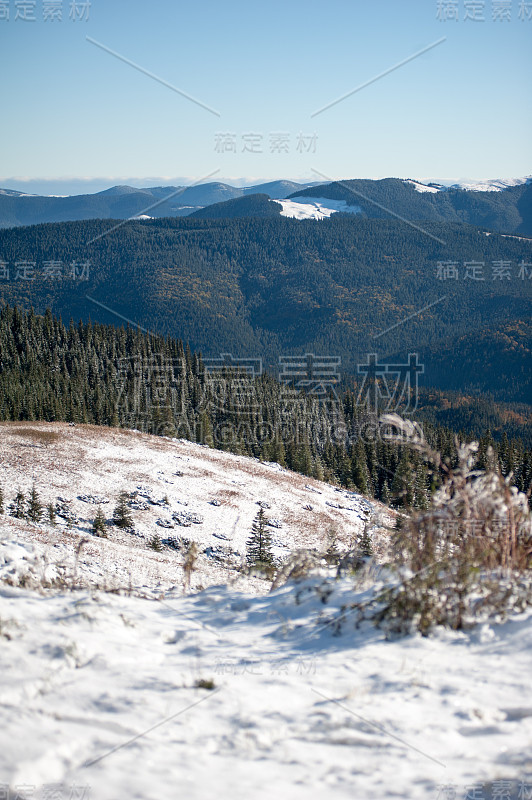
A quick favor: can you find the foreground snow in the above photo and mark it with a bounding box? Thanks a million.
[1,423,530,799]
[0,575,531,799]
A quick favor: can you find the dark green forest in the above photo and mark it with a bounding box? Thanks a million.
[292,178,532,236]
[1,305,530,510]
[0,216,530,399]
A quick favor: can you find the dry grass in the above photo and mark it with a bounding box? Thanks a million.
[376,415,532,633]
[4,427,61,446]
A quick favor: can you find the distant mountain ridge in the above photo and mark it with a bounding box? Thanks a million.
[0,176,530,233]
[0,180,317,229]
[288,178,532,236]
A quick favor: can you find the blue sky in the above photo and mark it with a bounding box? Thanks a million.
[1,0,531,193]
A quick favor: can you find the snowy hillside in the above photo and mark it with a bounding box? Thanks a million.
[1,422,531,800]
[0,422,391,595]
[403,179,441,193]
[277,198,362,220]
[448,176,532,192]
[403,176,532,193]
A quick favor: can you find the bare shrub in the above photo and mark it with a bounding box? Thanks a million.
[376,415,532,634]
[183,541,199,591]
[270,549,323,590]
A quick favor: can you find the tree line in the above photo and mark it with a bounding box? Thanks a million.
[1,305,530,509]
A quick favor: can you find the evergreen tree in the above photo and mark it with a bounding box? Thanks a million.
[92,505,108,537]
[148,534,163,552]
[197,411,214,447]
[391,452,415,508]
[0,487,3,515]
[10,490,26,519]
[414,464,429,510]
[358,524,373,558]
[246,508,274,569]
[273,435,286,467]
[380,479,391,504]
[351,441,369,495]
[47,502,56,526]
[113,491,133,529]
[27,484,43,523]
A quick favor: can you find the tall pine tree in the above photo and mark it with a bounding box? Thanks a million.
[246,508,273,569]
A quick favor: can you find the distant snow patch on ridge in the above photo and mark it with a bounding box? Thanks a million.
[277,198,362,220]
[403,176,532,193]
[403,179,441,194]
[449,176,532,192]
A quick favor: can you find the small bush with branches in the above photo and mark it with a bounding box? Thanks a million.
[375,415,532,635]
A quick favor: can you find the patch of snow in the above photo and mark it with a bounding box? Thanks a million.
[449,176,532,192]
[403,179,441,194]
[277,198,362,220]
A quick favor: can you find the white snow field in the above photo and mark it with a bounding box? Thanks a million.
[403,180,441,194]
[0,423,531,800]
[0,422,390,594]
[404,176,532,193]
[277,198,362,220]
[448,176,532,192]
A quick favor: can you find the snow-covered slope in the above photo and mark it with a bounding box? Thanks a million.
[0,422,390,595]
[403,179,441,193]
[1,571,531,798]
[403,176,532,193]
[277,198,362,220]
[448,176,532,192]
[1,422,531,799]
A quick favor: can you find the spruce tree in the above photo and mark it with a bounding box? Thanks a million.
[380,480,391,505]
[358,524,373,558]
[414,465,429,510]
[113,491,133,529]
[10,490,26,519]
[148,534,163,552]
[391,452,415,508]
[27,484,43,523]
[47,502,56,526]
[92,505,108,537]
[351,440,369,494]
[198,411,214,447]
[0,487,3,515]
[246,508,273,569]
